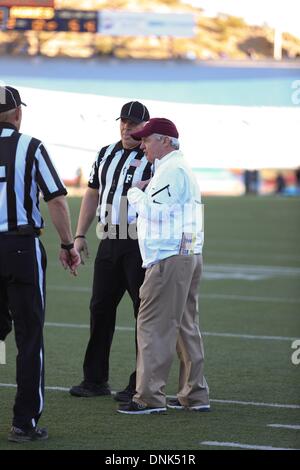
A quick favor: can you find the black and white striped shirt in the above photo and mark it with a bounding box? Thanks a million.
[0,123,67,232]
[88,141,152,225]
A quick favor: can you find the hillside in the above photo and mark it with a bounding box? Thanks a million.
[1,0,300,59]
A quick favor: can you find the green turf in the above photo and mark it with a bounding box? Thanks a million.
[0,195,299,450]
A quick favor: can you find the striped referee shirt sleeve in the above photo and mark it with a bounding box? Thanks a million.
[88,159,100,189]
[88,147,107,190]
[35,143,67,202]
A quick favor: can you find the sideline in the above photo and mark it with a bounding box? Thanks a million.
[0,383,299,410]
[44,322,297,342]
[200,441,299,450]
[267,424,300,430]
[47,285,300,304]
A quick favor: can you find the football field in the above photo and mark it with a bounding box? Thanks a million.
[0,195,299,450]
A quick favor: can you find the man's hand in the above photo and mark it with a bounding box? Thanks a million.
[60,247,81,276]
[132,179,150,191]
[74,237,89,265]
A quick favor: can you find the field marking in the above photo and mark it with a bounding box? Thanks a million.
[267,424,300,430]
[48,263,300,281]
[204,264,300,281]
[205,264,300,276]
[202,293,300,304]
[211,399,300,410]
[202,332,297,342]
[208,239,298,249]
[48,262,300,275]
[48,285,91,293]
[47,285,300,304]
[205,251,300,262]
[46,322,89,329]
[44,322,297,342]
[0,383,299,410]
[200,441,298,450]
[45,322,133,332]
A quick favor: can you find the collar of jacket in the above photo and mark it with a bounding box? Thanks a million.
[154,150,183,172]
[0,122,18,131]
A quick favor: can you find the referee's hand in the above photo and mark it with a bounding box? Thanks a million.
[74,238,89,265]
[60,247,81,276]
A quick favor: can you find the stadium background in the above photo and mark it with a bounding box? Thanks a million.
[0,0,299,451]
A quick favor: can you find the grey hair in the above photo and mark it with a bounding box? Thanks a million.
[154,133,180,149]
[169,137,180,149]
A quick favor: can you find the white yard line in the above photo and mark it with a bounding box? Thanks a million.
[202,332,296,341]
[44,322,297,342]
[48,285,91,293]
[48,260,300,270]
[204,265,300,275]
[203,264,300,281]
[202,293,300,304]
[0,383,299,410]
[46,322,89,329]
[0,383,68,392]
[47,285,300,304]
[211,399,300,410]
[267,424,300,430]
[205,252,300,262]
[45,322,133,331]
[200,441,298,450]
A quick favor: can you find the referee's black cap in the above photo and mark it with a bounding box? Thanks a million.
[0,85,27,112]
[116,101,150,124]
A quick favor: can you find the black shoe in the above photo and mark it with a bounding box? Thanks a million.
[8,426,48,443]
[117,400,166,415]
[69,381,111,397]
[167,398,210,412]
[114,385,136,402]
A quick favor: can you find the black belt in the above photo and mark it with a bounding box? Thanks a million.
[0,225,42,236]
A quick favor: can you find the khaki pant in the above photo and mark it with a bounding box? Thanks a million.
[134,254,209,408]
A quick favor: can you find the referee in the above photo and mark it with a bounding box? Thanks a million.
[0,85,80,442]
[70,101,151,402]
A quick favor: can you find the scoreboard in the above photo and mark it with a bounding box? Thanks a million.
[0,7,98,32]
[0,1,54,6]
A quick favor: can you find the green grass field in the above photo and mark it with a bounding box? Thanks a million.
[0,195,299,450]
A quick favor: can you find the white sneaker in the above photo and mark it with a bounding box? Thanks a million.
[167,399,210,412]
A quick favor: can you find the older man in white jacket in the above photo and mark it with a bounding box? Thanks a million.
[117,118,210,415]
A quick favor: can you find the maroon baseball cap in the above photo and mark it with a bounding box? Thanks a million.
[131,118,179,141]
